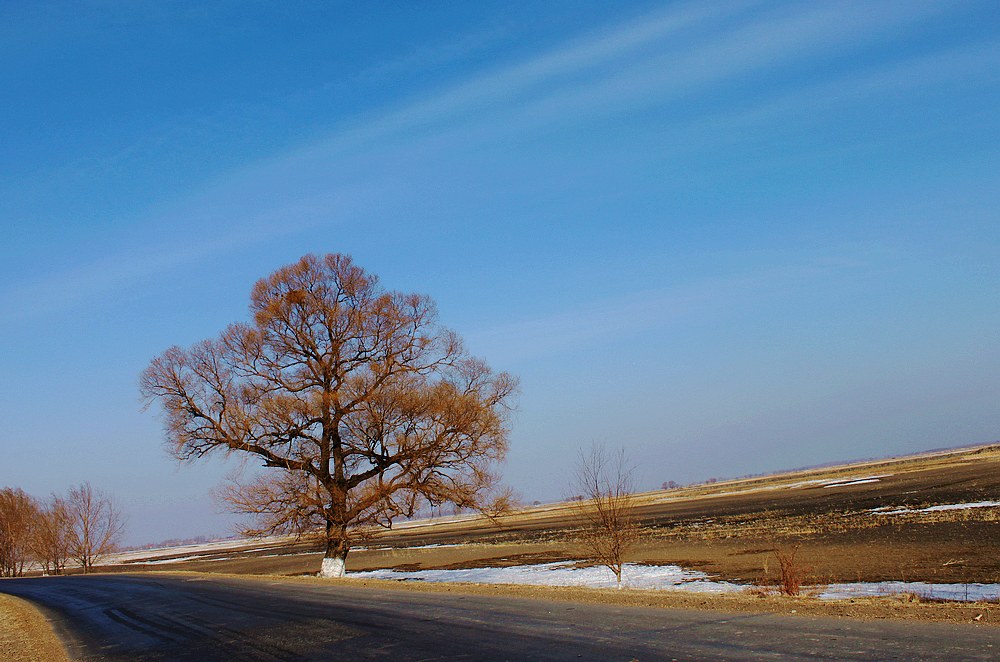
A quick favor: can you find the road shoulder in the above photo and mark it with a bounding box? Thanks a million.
[0,592,70,662]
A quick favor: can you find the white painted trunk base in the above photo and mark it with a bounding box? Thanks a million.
[319,556,346,578]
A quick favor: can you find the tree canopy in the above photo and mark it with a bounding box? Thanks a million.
[141,253,517,576]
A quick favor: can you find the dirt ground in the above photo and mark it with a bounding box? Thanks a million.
[112,444,1000,589]
[0,593,68,662]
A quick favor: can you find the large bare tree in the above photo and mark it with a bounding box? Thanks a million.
[572,445,641,588]
[141,253,517,577]
[65,482,124,573]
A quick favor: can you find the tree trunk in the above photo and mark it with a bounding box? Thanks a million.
[318,521,349,578]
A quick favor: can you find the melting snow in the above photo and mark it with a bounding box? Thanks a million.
[394,513,481,529]
[349,562,1000,603]
[821,582,1000,602]
[821,475,889,488]
[127,554,220,565]
[106,534,296,564]
[823,479,879,488]
[869,501,1000,515]
[349,561,743,592]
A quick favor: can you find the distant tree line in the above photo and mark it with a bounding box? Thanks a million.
[0,482,124,577]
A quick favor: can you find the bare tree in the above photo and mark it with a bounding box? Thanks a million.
[141,253,517,577]
[65,482,124,573]
[573,445,641,588]
[31,496,73,575]
[479,485,519,524]
[0,488,39,577]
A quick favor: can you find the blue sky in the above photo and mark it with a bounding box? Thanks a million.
[2,1,999,545]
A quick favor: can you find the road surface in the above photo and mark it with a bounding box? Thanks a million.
[2,574,998,660]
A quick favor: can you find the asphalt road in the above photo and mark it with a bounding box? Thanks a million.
[3,574,999,661]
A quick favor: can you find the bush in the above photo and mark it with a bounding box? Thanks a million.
[773,545,810,596]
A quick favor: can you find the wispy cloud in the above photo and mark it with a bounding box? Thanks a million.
[2,1,981,321]
[288,1,953,153]
[204,0,978,208]
[688,38,1000,138]
[467,255,866,364]
[494,2,953,129]
[220,0,973,202]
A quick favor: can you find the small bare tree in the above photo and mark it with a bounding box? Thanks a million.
[31,496,73,575]
[0,488,39,577]
[141,253,517,577]
[478,485,519,526]
[573,445,641,588]
[65,482,124,573]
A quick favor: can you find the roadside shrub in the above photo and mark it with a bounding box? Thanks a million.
[773,545,810,596]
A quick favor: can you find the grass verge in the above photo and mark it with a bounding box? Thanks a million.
[0,593,69,662]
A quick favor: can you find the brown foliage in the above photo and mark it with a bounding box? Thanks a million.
[573,446,641,587]
[773,545,810,596]
[141,254,517,576]
[31,497,73,575]
[0,488,39,577]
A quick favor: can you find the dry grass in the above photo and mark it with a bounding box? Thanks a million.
[0,593,68,662]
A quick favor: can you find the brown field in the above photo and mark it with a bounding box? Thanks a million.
[0,593,68,662]
[105,444,1000,589]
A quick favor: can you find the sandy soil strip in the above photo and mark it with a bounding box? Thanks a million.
[0,593,69,662]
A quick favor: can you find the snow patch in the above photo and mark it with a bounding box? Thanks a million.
[821,475,889,488]
[349,562,743,592]
[349,561,1000,603]
[106,534,296,565]
[126,554,219,565]
[820,582,1000,602]
[393,513,481,529]
[823,478,879,488]
[869,501,1000,515]
[708,474,893,498]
